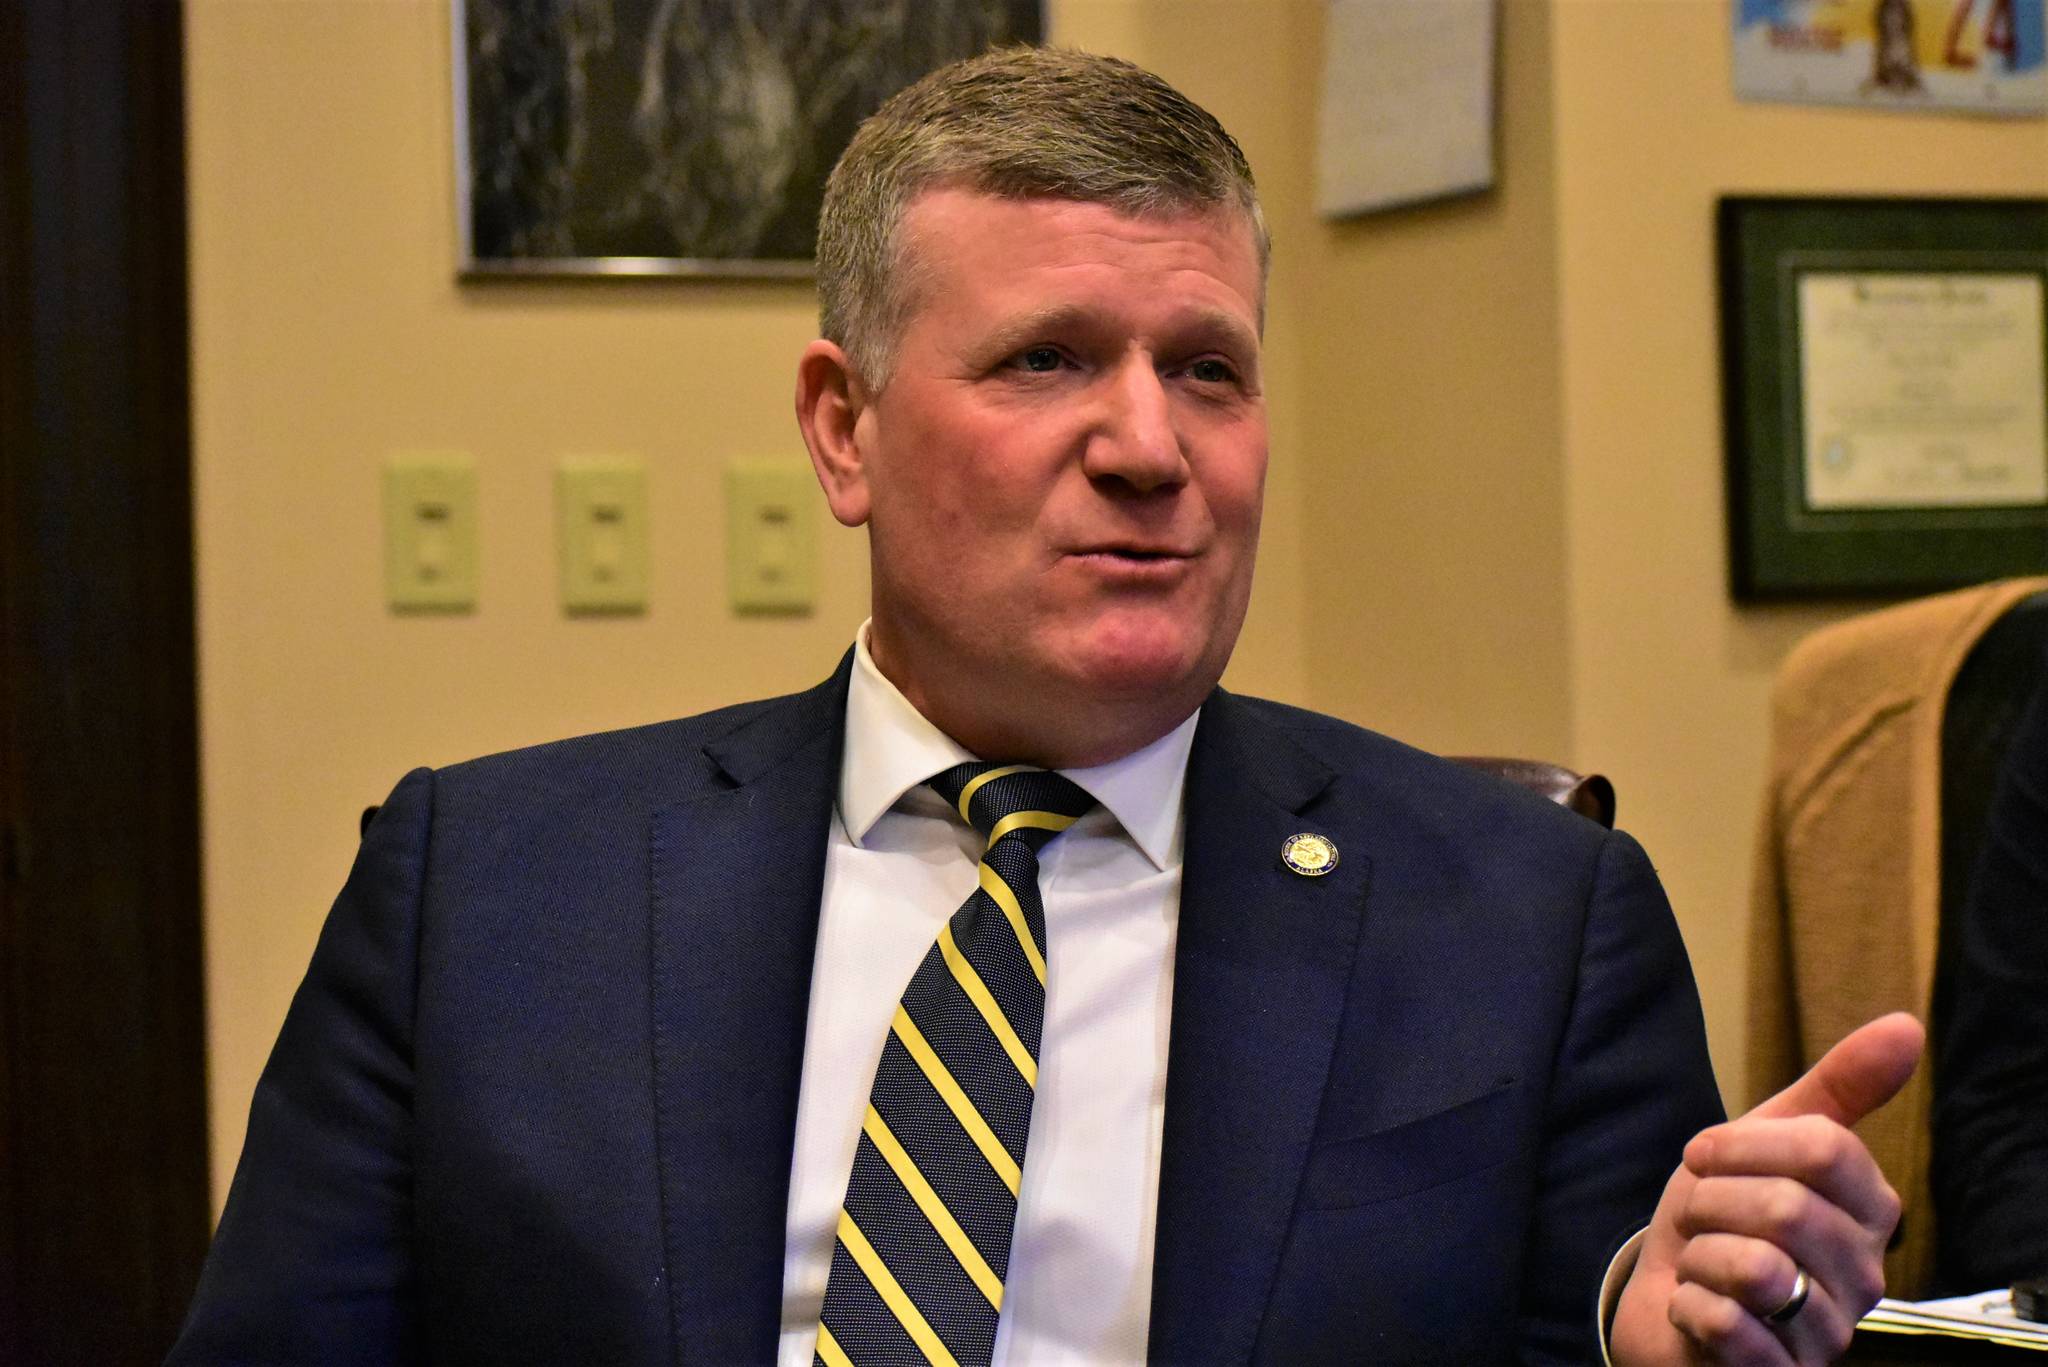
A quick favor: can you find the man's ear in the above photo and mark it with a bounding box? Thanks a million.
[795,339,873,528]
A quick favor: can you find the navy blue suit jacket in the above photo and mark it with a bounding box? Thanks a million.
[170,662,1722,1364]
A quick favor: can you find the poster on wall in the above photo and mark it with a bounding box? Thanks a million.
[456,0,1043,278]
[1732,0,2046,115]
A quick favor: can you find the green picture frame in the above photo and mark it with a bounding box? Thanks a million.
[1718,196,2048,600]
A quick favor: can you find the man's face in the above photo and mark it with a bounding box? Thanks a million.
[832,189,1267,762]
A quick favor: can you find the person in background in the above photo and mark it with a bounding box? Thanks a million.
[1934,655,2048,1292]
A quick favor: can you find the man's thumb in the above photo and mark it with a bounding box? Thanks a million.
[1748,1011,1926,1127]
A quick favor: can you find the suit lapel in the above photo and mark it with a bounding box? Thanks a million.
[648,660,850,1364]
[1149,691,1374,1365]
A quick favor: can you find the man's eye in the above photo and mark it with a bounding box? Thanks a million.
[1015,347,1064,372]
[1187,358,1237,383]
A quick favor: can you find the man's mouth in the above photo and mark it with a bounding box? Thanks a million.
[1072,545,1193,561]
[1065,546,1198,579]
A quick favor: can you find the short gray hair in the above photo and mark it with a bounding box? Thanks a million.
[815,46,1269,390]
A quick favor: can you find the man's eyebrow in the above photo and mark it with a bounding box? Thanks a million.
[1175,306,1262,359]
[976,303,1098,356]
[976,303,1261,360]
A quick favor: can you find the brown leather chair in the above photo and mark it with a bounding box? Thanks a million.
[1449,757,1616,829]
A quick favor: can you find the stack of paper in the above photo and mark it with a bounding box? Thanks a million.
[1861,1290,2048,1352]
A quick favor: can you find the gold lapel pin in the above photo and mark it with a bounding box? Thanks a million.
[1281,832,1338,877]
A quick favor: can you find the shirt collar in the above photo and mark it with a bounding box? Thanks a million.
[837,622,1195,871]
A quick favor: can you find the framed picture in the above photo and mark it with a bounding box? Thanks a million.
[454,0,1043,279]
[1718,196,2048,599]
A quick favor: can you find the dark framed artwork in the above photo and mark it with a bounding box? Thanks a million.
[455,0,1043,278]
[1718,196,2048,600]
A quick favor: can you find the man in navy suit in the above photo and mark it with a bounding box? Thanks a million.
[172,48,1920,1365]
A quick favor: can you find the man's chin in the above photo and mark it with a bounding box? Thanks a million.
[1058,638,1220,710]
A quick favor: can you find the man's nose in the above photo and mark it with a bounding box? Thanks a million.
[1084,358,1188,493]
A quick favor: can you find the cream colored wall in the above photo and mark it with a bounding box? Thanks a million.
[1550,0,2048,1099]
[1295,0,1573,761]
[185,0,1310,1207]
[190,0,847,1201]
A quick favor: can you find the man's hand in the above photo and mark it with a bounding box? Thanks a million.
[1611,1012,1925,1365]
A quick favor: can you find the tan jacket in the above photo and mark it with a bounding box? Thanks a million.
[1746,577,2048,1297]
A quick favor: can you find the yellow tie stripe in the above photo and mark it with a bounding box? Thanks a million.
[862,1104,1004,1309]
[837,1211,959,1367]
[815,1324,855,1367]
[938,924,1037,1088]
[954,764,1034,824]
[986,809,1078,845]
[890,1007,1022,1196]
[978,861,1046,985]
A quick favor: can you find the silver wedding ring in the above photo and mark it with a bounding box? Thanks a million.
[1765,1267,1812,1325]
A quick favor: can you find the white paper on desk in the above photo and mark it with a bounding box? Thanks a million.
[1861,1290,2048,1350]
[1315,0,1497,218]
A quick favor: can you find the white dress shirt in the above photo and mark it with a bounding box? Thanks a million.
[777,628,1197,1366]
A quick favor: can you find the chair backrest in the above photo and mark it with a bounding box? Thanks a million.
[1449,756,1616,829]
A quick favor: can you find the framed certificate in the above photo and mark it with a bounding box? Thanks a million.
[1718,196,2048,599]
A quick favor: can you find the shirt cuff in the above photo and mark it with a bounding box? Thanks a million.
[1597,1228,1648,1367]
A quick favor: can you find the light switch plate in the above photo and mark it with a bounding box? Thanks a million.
[724,457,816,614]
[557,456,648,614]
[383,453,478,612]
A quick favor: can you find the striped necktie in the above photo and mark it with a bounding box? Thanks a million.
[815,762,1096,1367]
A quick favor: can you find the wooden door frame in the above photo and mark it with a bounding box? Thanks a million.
[0,0,212,1360]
